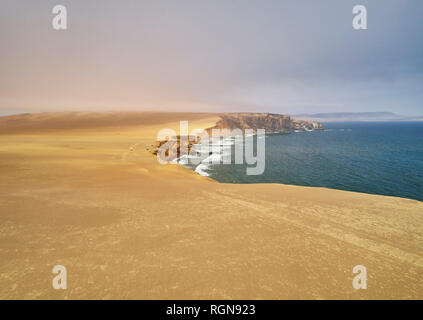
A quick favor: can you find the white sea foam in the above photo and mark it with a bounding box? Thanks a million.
[202,154,223,164]
[172,153,203,165]
[195,164,210,176]
[190,131,262,176]
[191,134,238,175]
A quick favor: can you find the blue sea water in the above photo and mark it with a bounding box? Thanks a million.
[199,122,423,201]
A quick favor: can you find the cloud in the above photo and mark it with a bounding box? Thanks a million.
[0,0,422,115]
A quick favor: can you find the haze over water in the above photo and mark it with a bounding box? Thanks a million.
[204,122,423,201]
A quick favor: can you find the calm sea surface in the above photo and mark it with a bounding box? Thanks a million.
[195,122,423,201]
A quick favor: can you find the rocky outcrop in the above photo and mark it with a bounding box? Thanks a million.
[208,113,322,133]
[150,135,202,161]
[291,119,323,131]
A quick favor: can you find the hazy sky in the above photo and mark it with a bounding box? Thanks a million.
[1,0,422,115]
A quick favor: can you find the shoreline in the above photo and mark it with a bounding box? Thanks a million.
[1,111,421,202]
[159,122,422,204]
[0,110,421,203]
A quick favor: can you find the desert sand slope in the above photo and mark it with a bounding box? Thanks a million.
[0,112,422,299]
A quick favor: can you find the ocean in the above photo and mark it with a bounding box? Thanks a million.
[184,122,423,202]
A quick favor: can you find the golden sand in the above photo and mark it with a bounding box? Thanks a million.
[0,112,422,299]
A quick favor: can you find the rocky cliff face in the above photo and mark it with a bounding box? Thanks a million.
[209,113,323,133]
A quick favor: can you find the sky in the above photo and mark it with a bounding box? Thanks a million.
[0,0,422,116]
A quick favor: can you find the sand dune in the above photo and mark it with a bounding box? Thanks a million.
[0,112,422,299]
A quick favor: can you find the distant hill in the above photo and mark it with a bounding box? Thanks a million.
[0,111,216,134]
[293,112,423,122]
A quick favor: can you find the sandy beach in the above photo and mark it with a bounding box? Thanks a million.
[0,112,422,299]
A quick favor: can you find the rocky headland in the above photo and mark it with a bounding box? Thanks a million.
[210,113,323,133]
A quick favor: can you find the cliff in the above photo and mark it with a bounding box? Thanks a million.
[209,113,322,133]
